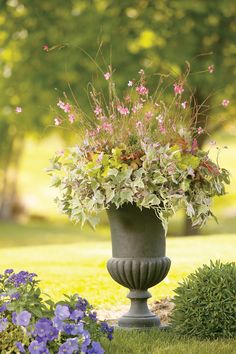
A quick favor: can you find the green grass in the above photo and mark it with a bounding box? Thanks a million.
[102,330,236,354]
[0,221,235,309]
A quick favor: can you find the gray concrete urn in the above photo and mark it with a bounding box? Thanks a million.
[107,203,171,329]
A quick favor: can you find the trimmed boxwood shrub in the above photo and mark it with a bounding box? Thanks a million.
[171,260,236,339]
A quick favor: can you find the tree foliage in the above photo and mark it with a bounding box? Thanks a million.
[0,0,235,219]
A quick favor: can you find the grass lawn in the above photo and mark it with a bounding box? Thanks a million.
[1,223,235,353]
[102,330,236,354]
[0,221,235,309]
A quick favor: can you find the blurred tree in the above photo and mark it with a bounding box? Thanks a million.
[0,0,235,233]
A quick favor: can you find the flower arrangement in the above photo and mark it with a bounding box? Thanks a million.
[0,269,113,353]
[48,66,230,231]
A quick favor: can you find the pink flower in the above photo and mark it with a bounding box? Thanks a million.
[173,83,184,95]
[157,115,166,134]
[94,106,102,116]
[145,111,153,120]
[138,69,144,75]
[54,117,62,126]
[42,44,49,52]
[181,101,188,109]
[101,122,113,133]
[128,81,133,87]
[15,106,22,113]
[124,95,131,102]
[197,127,204,135]
[104,72,111,80]
[63,103,71,113]
[68,114,75,123]
[222,99,230,107]
[136,85,149,96]
[208,65,214,73]
[117,105,130,116]
[136,121,143,134]
[155,102,160,108]
[136,121,142,128]
[132,102,143,113]
[57,100,65,109]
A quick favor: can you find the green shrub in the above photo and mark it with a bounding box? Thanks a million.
[171,260,236,339]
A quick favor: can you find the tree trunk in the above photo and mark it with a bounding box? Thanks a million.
[0,133,24,220]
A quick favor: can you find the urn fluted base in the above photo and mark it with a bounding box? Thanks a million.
[107,257,171,328]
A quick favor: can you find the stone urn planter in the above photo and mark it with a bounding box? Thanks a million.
[107,203,171,329]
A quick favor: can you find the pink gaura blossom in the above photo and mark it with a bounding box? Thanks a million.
[104,72,111,80]
[157,115,166,134]
[132,102,143,113]
[128,80,133,87]
[68,114,75,123]
[42,44,49,52]
[94,106,102,116]
[181,101,188,109]
[173,83,184,95]
[136,85,149,96]
[145,111,153,120]
[138,69,144,75]
[63,103,71,113]
[117,105,130,116]
[102,122,113,133]
[197,126,204,135]
[124,95,131,102]
[155,102,160,108]
[54,117,62,126]
[136,121,143,128]
[57,100,71,113]
[15,106,22,113]
[222,99,230,107]
[208,65,214,73]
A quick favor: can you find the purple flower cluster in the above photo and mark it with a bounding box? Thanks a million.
[0,270,112,353]
[101,321,114,341]
[7,270,37,286]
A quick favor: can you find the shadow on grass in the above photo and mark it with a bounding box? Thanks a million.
[0,220,110,248]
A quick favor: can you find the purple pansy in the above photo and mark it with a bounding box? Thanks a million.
[87,341,105,354]
[52,316,64,331]
[28,340,49,354]
[70,309,84,321]
[4,269,14,275]
[12,310,31,326]
[58,338,78,354]
[76,297,88,311]
[63,322,84,336]
[15,341,25,353]
[35,318,58,341]
[11,292,20,300]
[0,303,7,313]
[55,304,70,320]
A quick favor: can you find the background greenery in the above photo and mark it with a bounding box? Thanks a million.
[0,0,236,234]
[0,1,235,352]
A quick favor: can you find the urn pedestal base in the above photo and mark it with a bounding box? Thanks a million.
[118,290,160,328]
[107,257,171,329]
